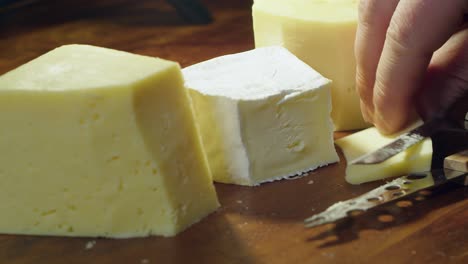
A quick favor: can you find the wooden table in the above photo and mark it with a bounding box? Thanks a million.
[1,1,467,263]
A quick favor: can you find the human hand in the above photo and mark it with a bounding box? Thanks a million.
[355,0,468,134]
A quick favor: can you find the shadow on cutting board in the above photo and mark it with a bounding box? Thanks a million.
[215,147,386,222]
[0,214,256,264]
[305,181,467,249]
[305,129,468,248]
[214,130,468,252]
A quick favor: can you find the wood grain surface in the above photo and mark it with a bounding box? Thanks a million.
[0,1,467,263]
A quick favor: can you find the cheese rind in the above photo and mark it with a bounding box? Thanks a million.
[252,0,369,131]
[335,123,433,184]
[184,46,339,186]
[0,44,219,238]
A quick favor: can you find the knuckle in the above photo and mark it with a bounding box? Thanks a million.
[385,15,414,53]
[373,78,390,110]
[355,69,373,102]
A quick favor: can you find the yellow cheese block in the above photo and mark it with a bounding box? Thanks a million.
[252,0,369,131]
[335,123,433,184]
[0,44,219,238]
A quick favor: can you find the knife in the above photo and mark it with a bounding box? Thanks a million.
[304,149,468,228]
[304,150,468,228]
[349,94,468,165]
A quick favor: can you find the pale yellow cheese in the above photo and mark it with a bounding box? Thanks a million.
[335,124,433,184]
[252,0,369,131]
[0,44,219,238]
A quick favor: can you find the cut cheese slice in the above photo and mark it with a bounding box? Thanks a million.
[252,0,369,131]
[0,44,219,238]
[183,46,339,186]
[335,123,433,184]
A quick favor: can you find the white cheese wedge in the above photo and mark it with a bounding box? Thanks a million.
[183,46,339,186]
[335,123,433,184]
[252,0,369,131]
[0,44,219,238]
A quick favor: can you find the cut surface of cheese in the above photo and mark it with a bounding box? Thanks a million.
[335,123,433,184]
[252,0,369,131]
[183,46,339,186]
[0,44,219,238]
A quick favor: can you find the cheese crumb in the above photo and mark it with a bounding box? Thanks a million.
[85,240,96,250]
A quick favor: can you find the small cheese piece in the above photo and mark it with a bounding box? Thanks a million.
[0,44,219,238]
[183,46,339,186]
[335,123,433,184]
[252,0,369,131]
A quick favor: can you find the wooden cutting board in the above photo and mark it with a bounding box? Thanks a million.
[0,1,467,263]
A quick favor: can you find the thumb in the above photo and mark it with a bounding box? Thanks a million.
[417,27,468,120]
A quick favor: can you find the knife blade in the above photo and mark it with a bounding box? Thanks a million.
[349,94,468,165]
[304,150,468,228]
[348,120,434,165]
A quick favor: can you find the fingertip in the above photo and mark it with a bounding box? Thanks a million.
[374,111,398,135]
[374,108,414,135]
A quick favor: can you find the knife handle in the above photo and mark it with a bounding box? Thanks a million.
[444,150,468,172]
[444,149,468,186]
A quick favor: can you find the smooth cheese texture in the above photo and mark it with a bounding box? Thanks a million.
[183,46,339,186]
[335,123,433,184]
[0,44,219,238]
[252,0,369,131]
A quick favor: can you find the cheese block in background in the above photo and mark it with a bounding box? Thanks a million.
[0,44,219,238]
[252,0,369,131]
[335,122,433,184]
[183,46,339,186]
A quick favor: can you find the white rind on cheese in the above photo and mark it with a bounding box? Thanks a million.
[213,97,251,184]
[183,46,330,100]
[184,46,339,186]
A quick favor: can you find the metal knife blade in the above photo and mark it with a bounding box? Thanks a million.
[350,94,468,165]
[304,168,467,228]
[348,118,439,165]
